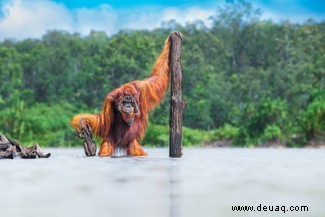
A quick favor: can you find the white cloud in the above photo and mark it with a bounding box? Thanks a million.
[0,0,323,41]
[161,6,214,26]
[121,9,162,30]
[0,0,215,41]
[122,6,214,30]
[74,5,118,35]
[261,9,324,23]
[0,0,73,40]
[0,0,119,40]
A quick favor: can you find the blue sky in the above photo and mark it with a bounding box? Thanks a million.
[0,0,324,41]
[58,0,325,12]
[57,0,218,9]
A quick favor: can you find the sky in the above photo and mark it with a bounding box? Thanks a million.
[0,0,324,41]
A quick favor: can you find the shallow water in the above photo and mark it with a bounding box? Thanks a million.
[0,148,324,217]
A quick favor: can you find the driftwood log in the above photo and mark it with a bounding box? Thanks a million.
[169,32,185,158]
[0,134,51,159]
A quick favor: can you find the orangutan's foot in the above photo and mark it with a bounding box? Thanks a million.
[128,140,148,156]
[98,141,113,157]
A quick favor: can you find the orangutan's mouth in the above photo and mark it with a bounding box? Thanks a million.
[125,116,134,126]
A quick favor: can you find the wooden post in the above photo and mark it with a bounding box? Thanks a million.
[169,32,185,158]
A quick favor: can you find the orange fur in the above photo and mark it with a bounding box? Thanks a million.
[98,141,114,157]
[127,140,148,156]
[70,114,100,135]
[71,33,172,156]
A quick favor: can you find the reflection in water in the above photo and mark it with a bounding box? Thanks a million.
[169,160,181,217]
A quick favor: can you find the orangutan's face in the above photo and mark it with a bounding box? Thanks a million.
[117,95,139,126]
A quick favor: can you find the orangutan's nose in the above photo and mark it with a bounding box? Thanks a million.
[124,105,132,115]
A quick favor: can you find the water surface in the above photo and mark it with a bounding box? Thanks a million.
[0,148,324,217]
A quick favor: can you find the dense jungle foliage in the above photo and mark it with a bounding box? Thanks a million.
[0,1,324,147]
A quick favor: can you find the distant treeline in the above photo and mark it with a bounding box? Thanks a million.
[0,1,324,147]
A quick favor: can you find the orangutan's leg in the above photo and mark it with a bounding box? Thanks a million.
[99,140,114,157]
[127,140,148,156]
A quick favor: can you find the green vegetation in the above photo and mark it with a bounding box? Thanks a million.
[0,1,324,147]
